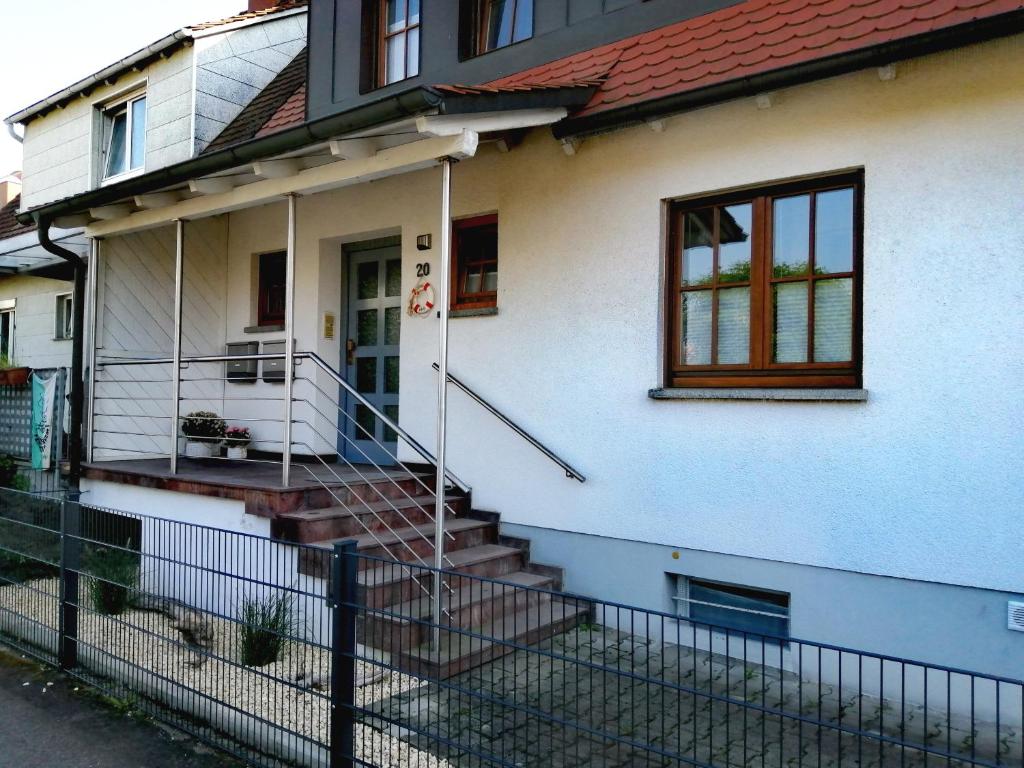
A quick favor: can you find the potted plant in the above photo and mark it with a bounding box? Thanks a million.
[180,410,226,458]
[224,425,252,460]
[0,355,30,386]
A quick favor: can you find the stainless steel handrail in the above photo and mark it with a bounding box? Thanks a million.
[431,363,586,483]
[97,351,470,492]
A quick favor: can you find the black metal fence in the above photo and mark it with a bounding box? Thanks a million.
[0,489,1020,768]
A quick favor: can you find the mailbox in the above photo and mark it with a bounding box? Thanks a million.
[225,342,258,382]
[262,340,288,383]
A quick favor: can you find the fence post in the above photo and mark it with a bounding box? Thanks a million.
[58,497,81,670]
[329,540,358,768]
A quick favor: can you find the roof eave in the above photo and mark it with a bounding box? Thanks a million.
[4,30,192,126]
[553,10,1024,140]
[17,87,443,226]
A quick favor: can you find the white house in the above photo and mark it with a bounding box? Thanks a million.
[5,0,1023,685]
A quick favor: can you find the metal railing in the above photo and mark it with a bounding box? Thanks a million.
[1,492,1019,768]
[431,362,586,482]
[91,350,462,610]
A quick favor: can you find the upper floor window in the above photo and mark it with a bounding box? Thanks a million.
[102,93,147,181]
[55,293,73,340]
[379,0,421,86]
[476,0,533,53]
[667,172,861,388]
[452,215,498,311]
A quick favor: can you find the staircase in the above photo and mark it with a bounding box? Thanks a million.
[270,470,587,679]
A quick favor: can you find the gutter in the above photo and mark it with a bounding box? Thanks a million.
[36,221,86,488]
[553,10,1024,140]
[5,31,191,126]
[17,88,442,227]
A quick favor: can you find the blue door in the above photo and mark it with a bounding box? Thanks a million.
[341,245,402,465]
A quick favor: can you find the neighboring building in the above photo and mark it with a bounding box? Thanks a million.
[6,0,1023,683]
[0,173,86,370]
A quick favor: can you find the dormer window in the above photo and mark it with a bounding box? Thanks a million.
[379,0,420,86]
[476,0,533,53]
[102,93,147,181]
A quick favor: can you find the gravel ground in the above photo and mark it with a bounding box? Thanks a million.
[0,577,452,768]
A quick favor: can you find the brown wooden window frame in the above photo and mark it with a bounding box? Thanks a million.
[665,172,863,389]
[375,0,421,88]
[257,251,287,327]
[451,214,499,311]
[469,0,534,56]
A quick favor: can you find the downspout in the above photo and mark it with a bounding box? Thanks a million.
[35,220,86,488]
[6,123,23,144]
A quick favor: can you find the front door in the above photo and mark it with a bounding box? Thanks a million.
[341,244,402,465]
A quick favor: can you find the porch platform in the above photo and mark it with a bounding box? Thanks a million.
[82,458,425,518]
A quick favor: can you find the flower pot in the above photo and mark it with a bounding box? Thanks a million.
[184,441,216,458]
[3,367,30,386]
[226,446,248,460]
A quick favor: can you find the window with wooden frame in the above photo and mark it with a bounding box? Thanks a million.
[375,0,421,87]
[452,215,498,311]
[471,0,533,55]
[257,251,287,327]
[667,172,862,388]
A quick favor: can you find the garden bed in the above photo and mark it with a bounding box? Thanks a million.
[0,577,450,767]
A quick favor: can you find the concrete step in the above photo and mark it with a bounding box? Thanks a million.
[362,571,554,652]
[392,598,590,679]
[344,544,528,606]
[272,494,467,543]
[297,521,503,579]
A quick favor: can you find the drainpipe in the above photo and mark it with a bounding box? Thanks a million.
[35,220,86,488]
[6,124,23,144]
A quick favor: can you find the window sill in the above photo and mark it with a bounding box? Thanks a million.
[648,388,868,402]
[244,324,285,334]
[450,307,498,319]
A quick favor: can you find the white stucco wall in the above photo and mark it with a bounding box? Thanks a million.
[94,35,1023,594]
[0,274,74,369]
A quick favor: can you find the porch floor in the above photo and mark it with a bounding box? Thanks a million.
[82,458,423,518]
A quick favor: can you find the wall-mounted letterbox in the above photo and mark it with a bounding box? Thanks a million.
[262,340,287,383]
[225,342,258,383]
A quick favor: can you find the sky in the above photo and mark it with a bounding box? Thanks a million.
[0,0,243,176]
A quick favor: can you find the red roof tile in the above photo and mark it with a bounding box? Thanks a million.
[257,85,307,137]
[0,196,34,240]
[486,0,1024,118]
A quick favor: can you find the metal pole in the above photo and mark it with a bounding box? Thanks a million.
[170,219,185,474]
[282,194,297,487]
[329,540,357,768]
[432,158,452,646]
[85,238,100,463]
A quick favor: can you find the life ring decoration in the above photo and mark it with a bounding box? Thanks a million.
[408,279,436,316]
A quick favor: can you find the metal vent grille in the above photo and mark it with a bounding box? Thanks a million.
[1009,601,1024,633]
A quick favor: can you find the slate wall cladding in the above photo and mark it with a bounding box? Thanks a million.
[193,13,308,153]
[18,11,307,210]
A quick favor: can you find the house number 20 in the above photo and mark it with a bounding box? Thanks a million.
[416,263,431,277]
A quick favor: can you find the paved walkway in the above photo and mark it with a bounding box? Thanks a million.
[372,627,1017,768]
[0,649,239,768]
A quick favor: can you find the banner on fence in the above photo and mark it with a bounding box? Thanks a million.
[32,371,57,470]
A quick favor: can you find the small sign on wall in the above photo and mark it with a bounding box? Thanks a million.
[323,311,336,340]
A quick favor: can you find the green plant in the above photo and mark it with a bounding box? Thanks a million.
[238,591,294,667]
[86,542,139,616]
[180,411,226,443]
[0,454,23,489]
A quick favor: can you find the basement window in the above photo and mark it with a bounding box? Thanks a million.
[102,92,147,181]
[55,293,73,340]
[673,576,790,638]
